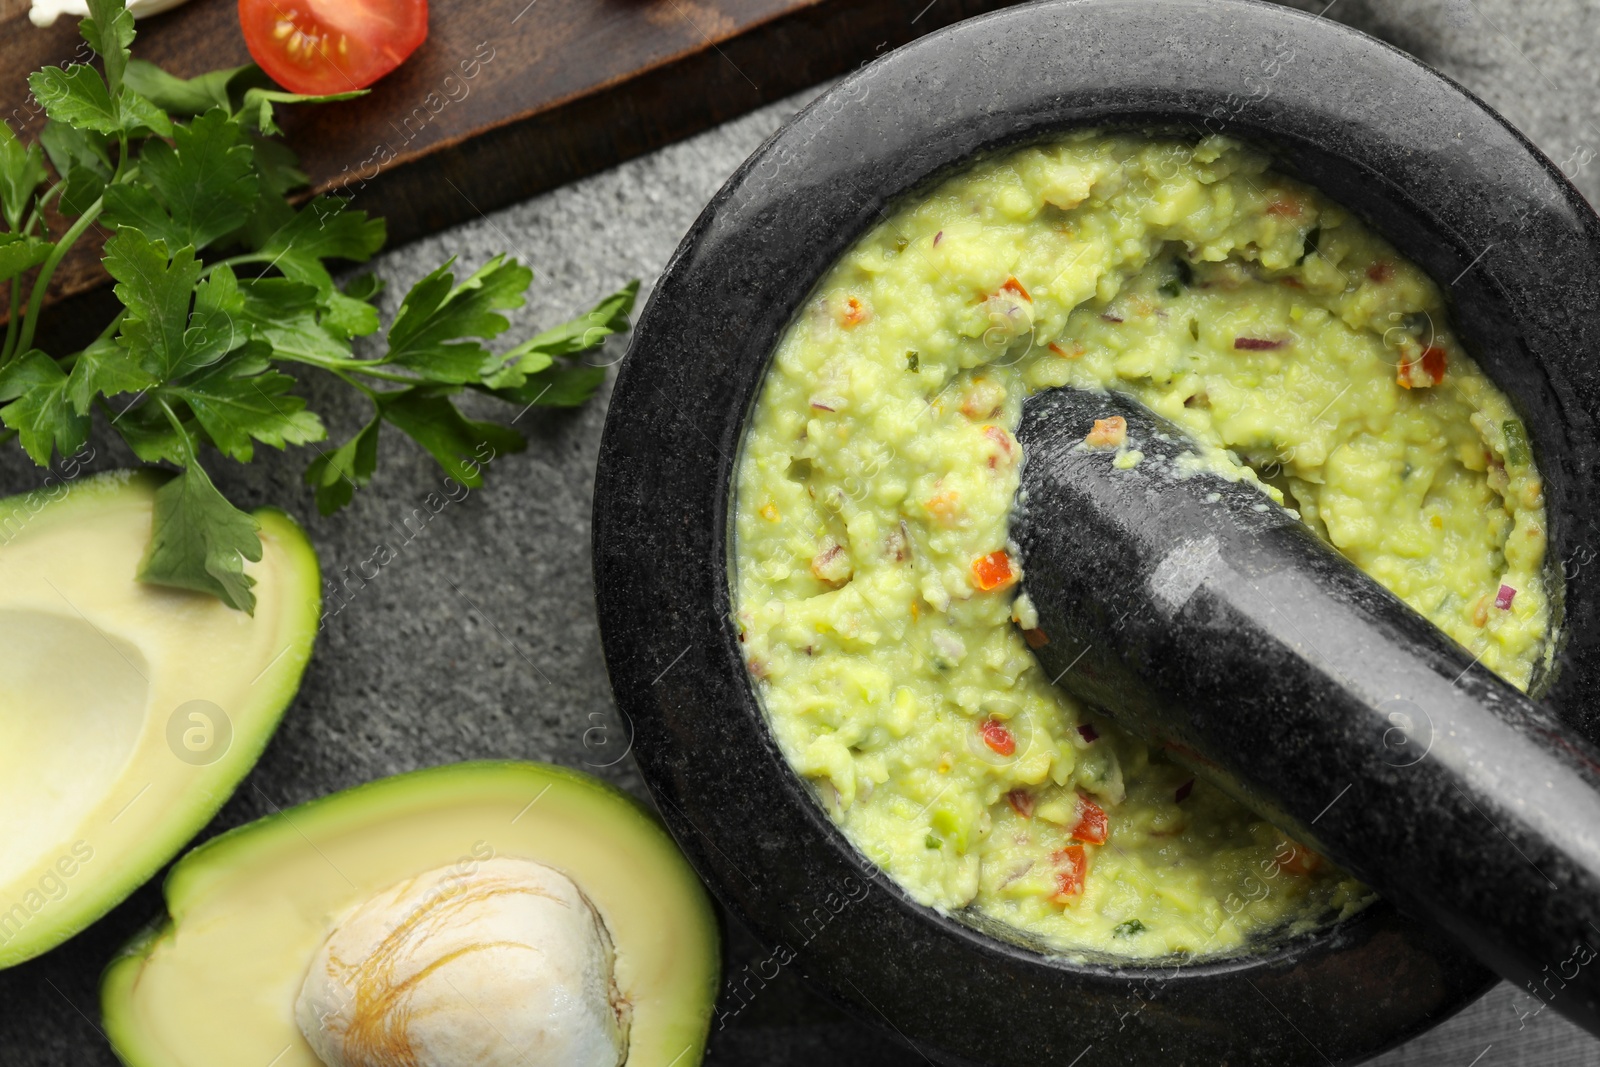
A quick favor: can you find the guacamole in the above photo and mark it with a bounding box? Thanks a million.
[731,133,1551,958]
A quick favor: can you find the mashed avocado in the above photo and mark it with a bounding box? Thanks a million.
[731,132,1551,958]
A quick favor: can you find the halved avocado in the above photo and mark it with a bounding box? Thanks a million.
[101,760,722,1067]
[0,470,319,968]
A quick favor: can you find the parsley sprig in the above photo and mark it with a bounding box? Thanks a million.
[0,0,636,613]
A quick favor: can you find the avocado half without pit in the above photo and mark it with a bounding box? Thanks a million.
[0,470,319,969]
[101,761,722,1067]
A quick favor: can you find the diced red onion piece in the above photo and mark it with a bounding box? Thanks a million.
[1496,584,1517,611]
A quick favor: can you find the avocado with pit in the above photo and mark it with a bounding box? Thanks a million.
[102,761,723,1067]
[0,469,319,969]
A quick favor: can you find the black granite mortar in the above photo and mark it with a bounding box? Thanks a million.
[592,1,1600,1063]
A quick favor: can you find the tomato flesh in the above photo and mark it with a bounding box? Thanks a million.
[1052,845,1087,901]
[979,718,1015,756]
[239,0,429,95]
[1072,795,1109,844]
[971,550,1015,591]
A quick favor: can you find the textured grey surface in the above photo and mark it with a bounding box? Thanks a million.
[1,1,1597,1064]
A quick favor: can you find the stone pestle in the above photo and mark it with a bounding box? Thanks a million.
[1013,386,1600,1035]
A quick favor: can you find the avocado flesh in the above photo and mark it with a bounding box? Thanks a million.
[101,761,723,1067]
[0,470,320,968]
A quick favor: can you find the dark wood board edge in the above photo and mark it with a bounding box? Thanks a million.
[27,0,1019,354]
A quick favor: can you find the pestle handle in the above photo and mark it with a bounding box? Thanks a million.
[1013,387,1600,1036]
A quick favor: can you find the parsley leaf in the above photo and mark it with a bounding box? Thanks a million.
[82,0,135,96]
[105,231,245,379]
[117,90,173,139]
[509,280,637,362]
[384,255,532,383]
[0,124,48,231]
[240,87,366,136]
[0,235,54,286]
[482,281,636,396]
[29,65,120,136]
[37,121,111,216]
[161,346,326,462]
[104,108,257,251]
[378,388,525,488]
[123,59,246,116]
[115,400,191,466]
[236,276,349,363]
[66,334,155,413]
[0,351,90,464]
[259,197,385,338]
[2,4,638,612]
[138,461,262,612]
[492,362,608,408]
[305,416,380,515]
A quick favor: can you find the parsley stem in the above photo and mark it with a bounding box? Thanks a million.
[199,253,276,278]
[93,308,128,344]
[57,308,129,372]
[111,132,131,187]
[2,281,21,366]
[2,184,64,364]
[21,182,63,239]
[336,364,418,384]
[13,195,103,357]
[274,351,416,384]
[327,368,380,399]
[157,397,195,465]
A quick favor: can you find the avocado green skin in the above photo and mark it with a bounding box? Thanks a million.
[0,470,321,969]
[99,760,724,1067]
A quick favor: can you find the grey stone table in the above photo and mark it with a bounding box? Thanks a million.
[2,1,1597,1064]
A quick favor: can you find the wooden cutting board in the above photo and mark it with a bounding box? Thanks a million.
[1,0,1016,340]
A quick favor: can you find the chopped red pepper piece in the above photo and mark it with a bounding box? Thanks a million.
[1398,346,1447,388]
[1006,789,1034,819]
[980,718,1016,756]
[972,550,1016,591]
[1421,345,1447,383]
[840,296,870,327]
[1085,416,1127,448]
[1072,795,1109,844]
[1001,275,1032,302]
[1277,842,1322,876]
[1077,722,1099,744]
[1052,845,1087,901]
[983,425,1017,470]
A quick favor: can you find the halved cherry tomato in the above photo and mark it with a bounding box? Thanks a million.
[239,0,429,95]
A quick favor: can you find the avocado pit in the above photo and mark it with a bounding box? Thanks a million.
[296,857,630,1067]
